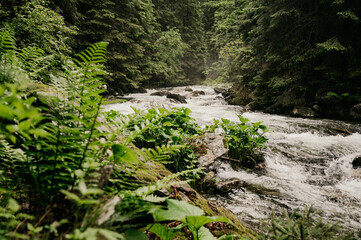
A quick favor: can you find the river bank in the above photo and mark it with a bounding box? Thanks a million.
[106,85,361,237]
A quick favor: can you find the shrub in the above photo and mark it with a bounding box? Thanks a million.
[211,115,268,169]
[259,206,357,240]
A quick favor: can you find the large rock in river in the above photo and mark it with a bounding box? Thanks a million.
[215,179,245,194]
[214,87,227,95]
[191,90,205,97]
[192,133,228,168]
[352,156,361,169]
[166,93,187,103]
[350,103,361,121]
[150,90,171,96]
[291,106,318,118]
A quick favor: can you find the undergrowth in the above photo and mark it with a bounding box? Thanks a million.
[0,25,355,240]
[0,26,234,239]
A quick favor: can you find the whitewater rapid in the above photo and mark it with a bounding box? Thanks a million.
[105,85,361,235]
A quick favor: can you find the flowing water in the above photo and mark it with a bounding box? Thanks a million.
[105,85,361,234]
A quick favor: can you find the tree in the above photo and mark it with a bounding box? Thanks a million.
[75,0,157,94]
[206,0,361,119]
[153,0,207,83]
[12,0,76,54]
[145,28,187,86]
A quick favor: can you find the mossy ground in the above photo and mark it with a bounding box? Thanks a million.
[133,153,256,239]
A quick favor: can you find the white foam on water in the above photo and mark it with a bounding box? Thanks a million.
[105,85,361,231]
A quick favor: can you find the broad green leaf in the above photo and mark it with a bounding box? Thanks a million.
[186,215,232,231]
[7,198,20,212]
[112,144,140,165]
[237,115,250,124]
[198,226,217,240]
[148,223,180,240]
[125,229,147,240]
[0,105,13,120]
[153,199,204,222]
[184,108,192,115]
[98,229,124,240]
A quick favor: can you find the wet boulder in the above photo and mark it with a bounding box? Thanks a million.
[150,90,171,96]
[215,179,245,194]
[352,156,361,169]
[291,106,318,118]
[166,93,187,103]
[350,103,361,120]
[214,87,227,95]
[312,104,322,114]
[192,133,228,168]
[185,87,193,92]
[191,90,206,97]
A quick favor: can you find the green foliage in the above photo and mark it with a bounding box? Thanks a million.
[0,198,33,239]
[212,115,268,167]
[259,206,357,240]
[146,28,188,85]
[0,26,61,83]
[0,26,16,53]
[12,0,77,54]
[122,107,199,148]
[75,0,158,92]
[148,223,181,240]
[0,38,212,239]
[152,0,206,83]
[204,0,361,115]
[113,107,201,173]
[151,199,233,240]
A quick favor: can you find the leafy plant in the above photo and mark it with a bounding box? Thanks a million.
[106,107,201,174]
[0,26,58,83]
[213,115,268,169]
[151,199,232,240]
[0,198,33,239]
[259,206,357,240]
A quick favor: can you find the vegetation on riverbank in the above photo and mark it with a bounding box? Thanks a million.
[204,0,361,121]
[1,0,359,239]
[0,29,256,238]
[2,0,360,121]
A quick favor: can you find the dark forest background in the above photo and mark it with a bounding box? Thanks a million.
[1,0,360,120]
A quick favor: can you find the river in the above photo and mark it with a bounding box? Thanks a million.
[104,85,361,235]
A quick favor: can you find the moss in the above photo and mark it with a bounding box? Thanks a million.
[135,160,172,183]
[168,185,257,239]
[130,144,256,239]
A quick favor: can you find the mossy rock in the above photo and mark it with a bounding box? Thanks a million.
[168,185,257,239]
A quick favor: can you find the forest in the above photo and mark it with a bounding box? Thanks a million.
[0,0,361,239]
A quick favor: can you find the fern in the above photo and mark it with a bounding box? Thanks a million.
[143,144,185,163]
[0,26,55,83]
[0,42,111,203]
[0,27,16,53]
[317,37,347,52]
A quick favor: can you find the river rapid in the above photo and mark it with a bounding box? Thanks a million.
[105,85,361,235]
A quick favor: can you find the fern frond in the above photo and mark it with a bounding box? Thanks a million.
[0,140,27,163]
[74,42,108,68]
[143,144,185,162]
[121,168,204,198]
[0,27,16,53]
[17,46,44,63]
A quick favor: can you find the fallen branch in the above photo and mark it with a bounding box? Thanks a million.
[220,156,241,163]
